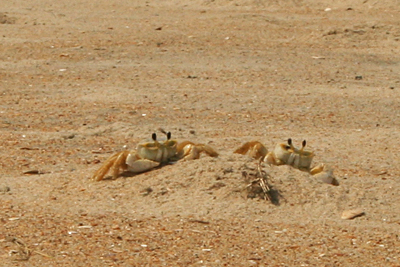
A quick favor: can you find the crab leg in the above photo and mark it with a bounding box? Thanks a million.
[234,141,268,160]
[91,150,130,181]
[176,141,219,160]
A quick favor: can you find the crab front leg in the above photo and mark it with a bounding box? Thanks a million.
[91,150,162,182]
[125,152,161,173]
[175,141,219,160]
[91,150,130,181]
[234,141,268,160]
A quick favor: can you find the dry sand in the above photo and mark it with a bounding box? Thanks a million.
[1,0,399,266]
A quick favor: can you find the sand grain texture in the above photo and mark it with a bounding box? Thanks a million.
[1,0,399,265]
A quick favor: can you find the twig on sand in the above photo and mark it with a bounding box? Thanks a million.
[255,159,272,201]
[244,159,272,202]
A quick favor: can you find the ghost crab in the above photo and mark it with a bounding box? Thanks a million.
[265,139,315,172]
[235,138,338,185]
[91,129,218,181]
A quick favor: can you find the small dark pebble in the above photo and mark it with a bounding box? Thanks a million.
[142,187,153,196]
[355,75,363,80]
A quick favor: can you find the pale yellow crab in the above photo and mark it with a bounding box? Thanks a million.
[91,130,218,181]
[235,138,338,185]
[265,139,314,172]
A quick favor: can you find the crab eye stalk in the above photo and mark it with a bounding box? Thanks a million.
[302,140,307,148]
[152,133,157,141]
[167,132,171,140]
[287,138,292,146]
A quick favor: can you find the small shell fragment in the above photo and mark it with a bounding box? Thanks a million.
[341,208,365,220]
[77,225,92,229]
[23,170,45,175]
